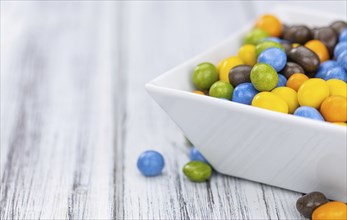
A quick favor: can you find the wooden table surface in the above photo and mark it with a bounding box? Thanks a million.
[1,2,346,219]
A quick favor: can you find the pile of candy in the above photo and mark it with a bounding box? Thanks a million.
[296,191,346,219]
[192,14,347,125]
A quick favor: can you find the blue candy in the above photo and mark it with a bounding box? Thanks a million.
[337,50,347,71]
[261,37,282,44]
[315,60,339,79]
[258,47,287,72]
[189,147,209,163]
[323,65,347,82]
[339,28,347,42]
[276,74,287,87]
[334,41,347,58]
[137,150,165,176]
[294,106,325,121]
[232,83,258,105]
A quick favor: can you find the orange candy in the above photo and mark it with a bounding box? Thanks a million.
[286,73,309,92]
[312,201,347,220]
[320,96,347,122]
[255,14,282,37]
[193,90,205,95]
[305,40,330,63]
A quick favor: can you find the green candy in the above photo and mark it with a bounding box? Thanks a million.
[209,81,234,100]
[250,63,278,91]
[183,161,212,182]
[243,28,269,45]
[193,62,218,90]
[256,41,285,57]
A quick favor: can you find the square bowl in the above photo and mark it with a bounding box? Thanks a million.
[146,6,347,202]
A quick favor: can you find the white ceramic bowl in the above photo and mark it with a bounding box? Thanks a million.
[146,6,347,202]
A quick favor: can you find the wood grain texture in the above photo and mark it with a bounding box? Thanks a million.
[3,1,344,219]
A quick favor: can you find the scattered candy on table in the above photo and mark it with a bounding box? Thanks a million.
[296,191,347,219]
[137,150,165,177]
[183,161,212,182]
[189,147,209,164]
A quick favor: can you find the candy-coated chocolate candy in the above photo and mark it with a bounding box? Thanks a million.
[209,81,234,100]
[243,28,269,45]
[282,25,312,44]
[272,87,298,113]
[219,56,244,82]
[334,41,347,58]
[296,192,329,218]
[137,150,165,176]
[334,122,347,126]
[255,41,284,57]
[320,96,347,122]
[261,37,282,43]
[286,73,309,92]
[297,78,329,108]
[183,161,212,182]
[324,65,347,82]
[288,46,320,75]
[312,201,347,220]
[294,106,325,121]
[312,27,338,57]
[255,14,282,37]
[189,147,209,163]
[193,90,205,95]
[305,40,330,63]
[252,92,289,113]
[232,83,258,105]
[238,44,257,66]
[228,65,252,87]
[276,74,287,87]
[339,28,347,42]
[281,42,293,55]
[193,63,218,90]
[258,48,287,72]
[280,62,305,78]
[330,20,347,35]
[326,79,347,97]
[315,60,339,79]
[250,63,278,91]
[337,51,347,71]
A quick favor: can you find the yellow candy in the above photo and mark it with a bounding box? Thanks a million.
[298,79,330,109]
[252,92,289,114]
[326,79,347,97]
[238,44,257,66]
[218,56,244,82]
[272,87,299,114]
[312,201,347,220]
[334,122,347,126]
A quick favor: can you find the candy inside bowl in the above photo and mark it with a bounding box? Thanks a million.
[146,6,347,202]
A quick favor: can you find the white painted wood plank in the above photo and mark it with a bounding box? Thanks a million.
[1,2,117,219]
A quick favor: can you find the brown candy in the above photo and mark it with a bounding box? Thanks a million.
[228,65,252,87]
[281,42,293,55]
[282,25,312,44]
[280,62,305,79]
[288,46,320,75]
[312,27,338,57]
[296,192,329,218]
[330,20,347,35]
